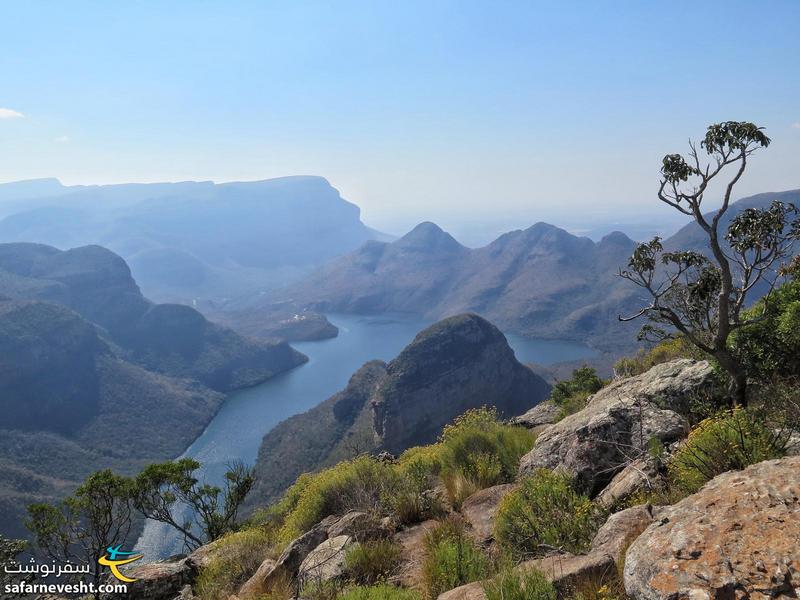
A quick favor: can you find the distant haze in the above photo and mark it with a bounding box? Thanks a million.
[1,2,798,238]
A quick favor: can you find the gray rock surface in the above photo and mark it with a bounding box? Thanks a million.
[624,457,800,600]
[509,401,561,430]
[101,557,192,600]
[298,535,353,586]
[520,360,712,494]
[596,457,662,509]
[591,504,661,563]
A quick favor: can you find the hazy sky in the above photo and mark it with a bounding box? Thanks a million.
[1,1,799,239]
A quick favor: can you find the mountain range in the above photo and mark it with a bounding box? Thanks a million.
[0,242,307,538]
[0,176,385,306]
[245,189,800,355]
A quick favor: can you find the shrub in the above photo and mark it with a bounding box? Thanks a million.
[482,567,557,600]
[614,337,704,378]
[421,517,492,599]
[549,367,607,419]
[437,408,535,508]
[668,408,787,493]
[194,527,274,600]
[495,469,600,560]
[275,456,403,542]
[393,445,446,524]
[731,278,800,382]
[345,539,404,585]
[338,584,422,600]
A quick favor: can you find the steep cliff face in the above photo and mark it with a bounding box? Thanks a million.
[372,314,551,454]
[248,314,550,508]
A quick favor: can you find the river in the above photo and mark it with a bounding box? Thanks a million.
[136,313,597,558]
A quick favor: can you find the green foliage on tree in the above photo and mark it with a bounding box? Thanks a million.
[26,459,255,575]
[132,458,255,550]
[549,366,606,418]
[731,269,800,381]
[26,470,134,583]
[620,121,800,406]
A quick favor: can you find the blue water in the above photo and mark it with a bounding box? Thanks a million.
[137,313,596,558]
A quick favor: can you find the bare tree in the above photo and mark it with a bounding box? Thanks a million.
[620,121,800,406]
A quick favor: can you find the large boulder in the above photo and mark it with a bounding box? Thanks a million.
[298,535,354,586]
[596,457,662,509]
[591,504,661,563]
[509,401,561,431]
[460,484,516,546]
[237,519,332,598]
[326,510,389,541]
[624,457,800,600]
[519,360,711,494]
[101,557,192,600]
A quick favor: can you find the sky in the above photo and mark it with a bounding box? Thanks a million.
[1,1,799,242]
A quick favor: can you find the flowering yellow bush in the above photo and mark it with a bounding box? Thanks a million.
[668,408,786,493]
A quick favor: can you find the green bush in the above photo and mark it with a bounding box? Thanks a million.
[345,539,404,585]
[731,278,800,382]
[549,367,607,419]
[482,567,557,600]
[194,527,274,600]
[668,408,787,493]
[437,408,535,508]
[422,517,492,599]
[614,337,704,378]
[338,584,422,600]
[495,469,600,560]
[273,456,404,542]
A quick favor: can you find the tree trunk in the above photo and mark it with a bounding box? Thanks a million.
[715,348,748,408]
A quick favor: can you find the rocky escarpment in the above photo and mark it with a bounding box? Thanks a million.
[248,314,550,509]
[373,314,551,454]
[624,456,800,600]
[519,359,714,494]
[0,242,306,391]
[122,359,799,600]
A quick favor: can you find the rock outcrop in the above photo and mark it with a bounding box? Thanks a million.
[373,314,551,454]
[519,360,712,494]
[509,400,561,431]
[440,503,661,600]
[460,484,516,546]
[624,456,800,600]
[298,535,353,586]
[248,314,550,510]
[596,457,662,509]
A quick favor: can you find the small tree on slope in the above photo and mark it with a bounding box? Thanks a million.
[619,121,800,406]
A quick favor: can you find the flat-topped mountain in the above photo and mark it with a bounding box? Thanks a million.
[0,242,306,391]
[0,176,383,304]
[273,222,641,352]
[247,313,550,508]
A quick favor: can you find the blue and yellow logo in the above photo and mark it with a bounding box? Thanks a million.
[98,545,143,582]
